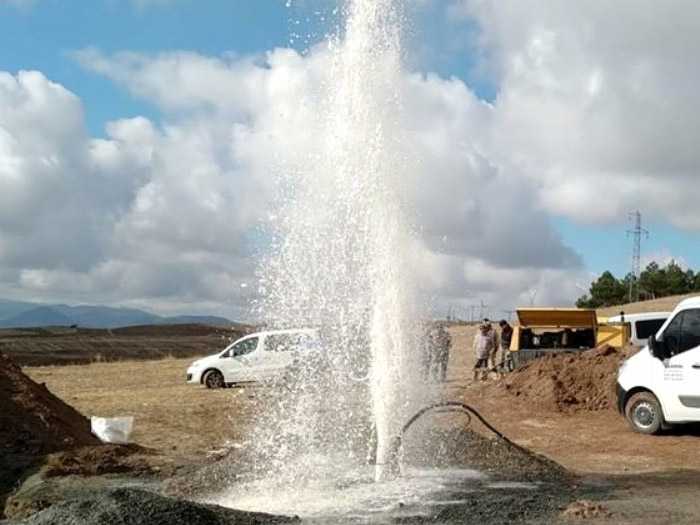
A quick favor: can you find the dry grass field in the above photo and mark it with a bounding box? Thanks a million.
[26,358,259,466]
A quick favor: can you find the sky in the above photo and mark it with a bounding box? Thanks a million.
[0,0,699,320]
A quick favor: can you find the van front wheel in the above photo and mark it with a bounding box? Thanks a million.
[625,392,663,435]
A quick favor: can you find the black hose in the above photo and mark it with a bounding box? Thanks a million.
[401,401,532,456]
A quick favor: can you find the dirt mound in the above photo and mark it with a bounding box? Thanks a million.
[503,345,628,413]
[0,352,100,458]
[43,444,154,478]
[1,352,101,517]
[561,499,612,520]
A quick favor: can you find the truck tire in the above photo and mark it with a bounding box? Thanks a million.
[625,391,663,435]
[203,369,225,389]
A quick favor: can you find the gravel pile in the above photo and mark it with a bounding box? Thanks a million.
[20,487,298,525]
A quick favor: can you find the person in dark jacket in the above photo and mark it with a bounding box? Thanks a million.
[498,319,514,375]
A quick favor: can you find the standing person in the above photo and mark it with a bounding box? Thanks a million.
[422,324,437,381]
[473,320,498,381]
[434,323,452,382]
[498,319,514,375]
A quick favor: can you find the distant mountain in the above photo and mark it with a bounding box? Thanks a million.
[51,304,161,328]
[1,306,75,328]
[0,300,235,329]
[0,299,37,320]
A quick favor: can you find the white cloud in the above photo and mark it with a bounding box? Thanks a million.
[72,46,584,313]
[448,0,700,231]
[0,69,259,317]
[32,1,700,317]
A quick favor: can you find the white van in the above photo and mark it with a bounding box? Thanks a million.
[608,311,670,347]
[186,329,319,388]
[617,297,700,433]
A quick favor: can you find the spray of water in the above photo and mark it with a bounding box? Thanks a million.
[250,0,426,487]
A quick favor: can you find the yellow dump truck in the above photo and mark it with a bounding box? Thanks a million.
[509,308,629,367]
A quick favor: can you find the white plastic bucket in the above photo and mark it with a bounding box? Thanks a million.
[90,416,134,444]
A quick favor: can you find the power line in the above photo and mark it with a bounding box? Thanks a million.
[627,210,649,302]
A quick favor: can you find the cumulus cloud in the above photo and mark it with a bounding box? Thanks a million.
[0,69,259,317]
[447,0,700,231]
[68,45,584,314]
[28,1,698,317]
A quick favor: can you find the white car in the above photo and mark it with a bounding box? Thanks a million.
[607,311,670,347]
[186,329,319,388]
[617,297,700,433]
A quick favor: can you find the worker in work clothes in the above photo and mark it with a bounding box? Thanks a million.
[433,323,452,382]
[498,319,514,376]
[473,320,499,381]
[422,324,438,381]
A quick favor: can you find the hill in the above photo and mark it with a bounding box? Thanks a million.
[597,292,700,317]
[2,306,75,328]
[0,301,236,329]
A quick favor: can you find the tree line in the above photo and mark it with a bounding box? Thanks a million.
[576,261,700,308]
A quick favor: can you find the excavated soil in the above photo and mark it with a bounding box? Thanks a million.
[501,345,632,413]
[0,352,99,456]
[42,444,154,478]
[0,352,100,517]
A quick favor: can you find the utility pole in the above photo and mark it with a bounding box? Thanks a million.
[528,289,538,306]
[627,210,649,302]
[479,300,488,320]
[469,305,479,323]
[501,309,516,321]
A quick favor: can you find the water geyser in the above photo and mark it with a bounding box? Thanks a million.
[254,0,427,485]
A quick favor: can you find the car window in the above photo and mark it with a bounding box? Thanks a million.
[635,319,666,340]
[680,309,700,354]
[265,333,312,352]
[663,313,684,356]
[663,309,700,357]
[231,337,258,357]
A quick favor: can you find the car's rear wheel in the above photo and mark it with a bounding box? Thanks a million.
[625,391,663,434]
[203,369,225,389]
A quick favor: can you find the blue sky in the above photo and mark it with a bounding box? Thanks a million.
[0,0,698,315]
[1,1,294,135]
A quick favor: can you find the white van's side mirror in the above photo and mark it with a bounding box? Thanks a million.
[649,333,665,359]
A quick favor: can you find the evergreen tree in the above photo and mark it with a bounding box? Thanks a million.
[576,261,697,308]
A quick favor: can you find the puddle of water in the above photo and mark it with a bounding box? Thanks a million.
[486,481,540,490]
[210,467,494,521]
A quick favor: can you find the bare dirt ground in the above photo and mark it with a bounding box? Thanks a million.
[13,323,700,523]
[447,325,700,474]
